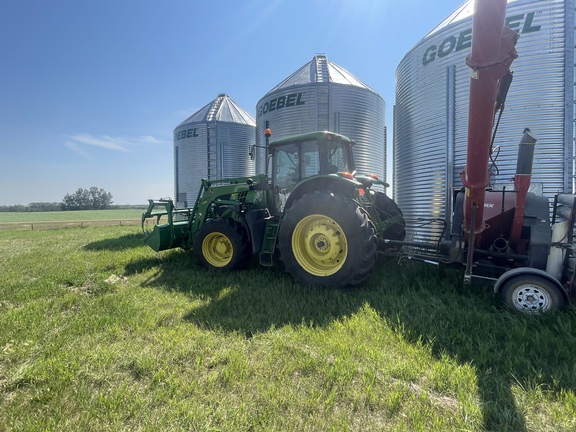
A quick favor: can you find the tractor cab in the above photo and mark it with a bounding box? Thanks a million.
[267,131,356,214]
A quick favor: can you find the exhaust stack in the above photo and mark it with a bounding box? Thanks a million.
[509,128,537,246]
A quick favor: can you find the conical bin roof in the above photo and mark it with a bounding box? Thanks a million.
[177,93,255,128]
[263,54,378,96]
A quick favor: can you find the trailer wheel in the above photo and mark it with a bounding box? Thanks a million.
[193,219,251,271]
[499,275,565,314]
[278,191,377,288]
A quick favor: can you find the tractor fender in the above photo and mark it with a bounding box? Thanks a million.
[284,176,360,210]
[493,267,568,301]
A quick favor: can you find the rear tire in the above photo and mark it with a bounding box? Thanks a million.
[499,274,565,314]
[278,191,377,288]
[373,191,406,242]
[193,219,251,271]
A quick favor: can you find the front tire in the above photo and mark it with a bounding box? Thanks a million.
[499,274,566,314]
[193,219,251,271]
[278,191,377,288]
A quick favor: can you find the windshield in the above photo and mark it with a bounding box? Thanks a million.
[273,138,351,188]
[275,143,299,189]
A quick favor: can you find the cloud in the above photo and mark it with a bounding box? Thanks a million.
[68,133,130,152]
[65,141,93,160]
[136,135,166,145]
[64,133,169,157]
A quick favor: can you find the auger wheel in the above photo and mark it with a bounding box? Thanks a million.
[499,274,565,314]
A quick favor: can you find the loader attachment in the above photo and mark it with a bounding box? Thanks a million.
[141,199,191,252]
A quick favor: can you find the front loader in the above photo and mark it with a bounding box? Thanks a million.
[142,130,405,288]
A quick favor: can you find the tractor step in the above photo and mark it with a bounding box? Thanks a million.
[259,220,279,266]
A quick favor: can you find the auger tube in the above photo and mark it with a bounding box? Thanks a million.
[461,0,519,235]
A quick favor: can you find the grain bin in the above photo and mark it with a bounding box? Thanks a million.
[256,54,386,185]
[394,0,575,241]
[174,93,255,208]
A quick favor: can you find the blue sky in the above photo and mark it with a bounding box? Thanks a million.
[0,0,464,205]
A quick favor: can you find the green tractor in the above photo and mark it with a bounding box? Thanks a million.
[141,130,405,287]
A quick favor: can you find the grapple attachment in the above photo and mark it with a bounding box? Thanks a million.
[141,199,191,252]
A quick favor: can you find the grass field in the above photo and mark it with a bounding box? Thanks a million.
[1,224,576,431]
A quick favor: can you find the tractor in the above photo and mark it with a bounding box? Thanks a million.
[142,129,405,288]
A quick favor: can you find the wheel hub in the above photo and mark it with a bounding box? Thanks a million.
[203,232,233,267]
[292,214,347,276]
[514,286,550,312]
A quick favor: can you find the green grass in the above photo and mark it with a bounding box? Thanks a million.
[1,226,576,431]
[0,209,143,223]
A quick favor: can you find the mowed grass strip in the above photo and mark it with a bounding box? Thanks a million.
[0,209,147,231]
[0,209,144,223]
[1,226,576,431]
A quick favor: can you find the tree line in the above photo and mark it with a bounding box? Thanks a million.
[61,187,113,210]
[0,187,117,212]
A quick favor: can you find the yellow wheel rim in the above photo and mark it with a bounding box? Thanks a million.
[202,232,233,267]
[292,214,347,276]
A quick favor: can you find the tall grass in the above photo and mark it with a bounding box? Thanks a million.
[1,226,576,431]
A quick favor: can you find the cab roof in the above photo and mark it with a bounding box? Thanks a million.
[268,131,353,147]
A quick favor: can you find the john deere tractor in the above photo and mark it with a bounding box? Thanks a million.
[142,130,404,288]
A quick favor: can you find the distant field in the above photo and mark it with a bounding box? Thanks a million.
[0,209,143,223]
[0,209,147,231]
